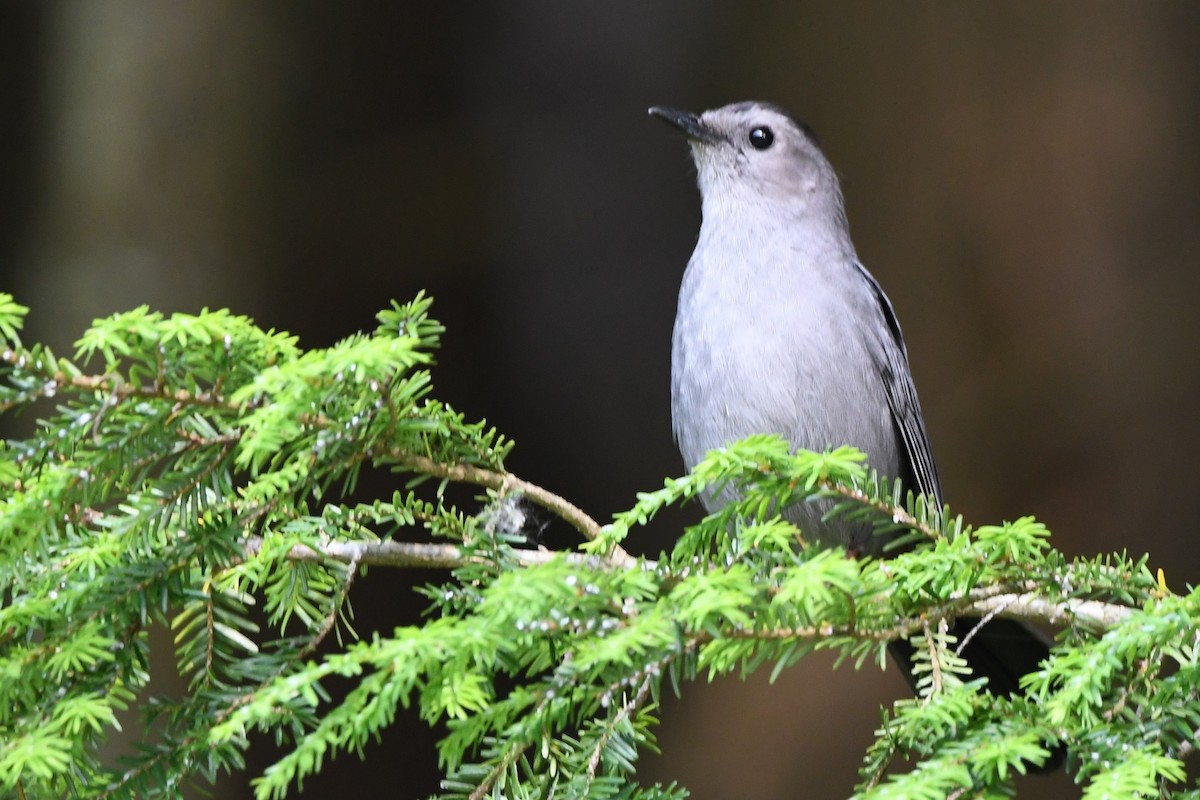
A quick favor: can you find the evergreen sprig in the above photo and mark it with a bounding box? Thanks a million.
[0,291,1195,799]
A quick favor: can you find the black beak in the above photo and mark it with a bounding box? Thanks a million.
[648,106,723,144]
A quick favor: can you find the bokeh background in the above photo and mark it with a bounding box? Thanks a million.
[3,3,1199,798]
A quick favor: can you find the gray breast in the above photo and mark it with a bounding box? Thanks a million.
[670,232,903,552]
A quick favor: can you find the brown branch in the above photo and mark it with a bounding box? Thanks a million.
[242,536,638,571]
[954,594,1012,656]
[923,619,945,701]
[468,741,529,800]
[0,346,243,412]
[4,348,620,560]
[820,481,941,541]
[0,368,243,420]
[386,450,630,561]
[299,552,362,659]
[969,590,1132,632]
[72,373,239,409]
[584,671,655,789]
[243,541,1134,632]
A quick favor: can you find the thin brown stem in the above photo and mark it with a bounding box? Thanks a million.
[242,535,635,572]
[584,671,655,789]
[248,535,1135,632]
[299,552,362,659]
[386,450,630,562]
[923,619,944,701]
[820,481,941,541]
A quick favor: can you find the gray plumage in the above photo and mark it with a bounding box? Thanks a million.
[652,101,937,553]
[651,102,1060,744]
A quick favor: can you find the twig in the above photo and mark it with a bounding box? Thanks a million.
[298,551,362,659]
[243,541,1134,631]
[386,450,630,561]
[584,672,655,789]
[467,740,528,800]
[923,619,944,701]
[3,347,620,561]
[242,536,637,571]
[955,595,1012,656]
[968,590,1132,632]
[821,481,941,541]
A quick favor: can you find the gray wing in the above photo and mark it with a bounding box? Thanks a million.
[852,260,943,505]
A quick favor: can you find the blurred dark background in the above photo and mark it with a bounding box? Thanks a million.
[3,3,1199,798]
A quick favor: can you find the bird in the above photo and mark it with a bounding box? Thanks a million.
[649,100,1056,718]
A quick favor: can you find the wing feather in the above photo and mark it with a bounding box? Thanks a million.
[852,260,943,505]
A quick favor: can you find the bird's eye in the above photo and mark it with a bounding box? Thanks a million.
[748,126,774,150]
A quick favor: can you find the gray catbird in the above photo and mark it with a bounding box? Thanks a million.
[650,101,1056,717]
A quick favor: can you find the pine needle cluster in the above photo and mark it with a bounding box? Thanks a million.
[0,292,1195,799]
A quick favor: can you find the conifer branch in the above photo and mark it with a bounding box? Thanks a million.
[969,589,1132,631]
[0,347,243,412]
[242,535,635,572]
[1,295,1184,799]
[249,535,1132,633]
[821,480,941,541]
[384,449,630,561]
